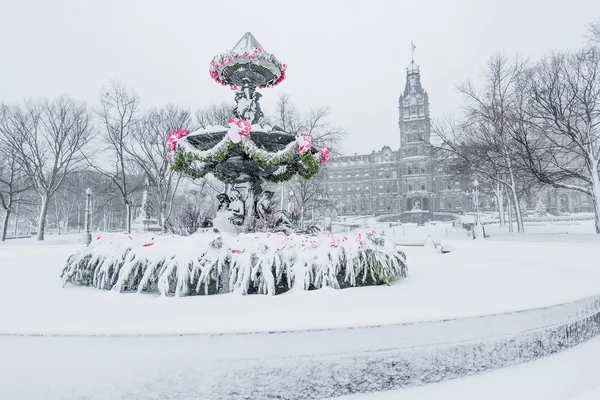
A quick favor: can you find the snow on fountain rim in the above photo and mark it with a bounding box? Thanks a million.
[2,233,600,336]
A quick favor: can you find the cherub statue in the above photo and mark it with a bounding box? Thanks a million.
[216,193,230,212]
[228,190,245,226]
[255,191,274,220]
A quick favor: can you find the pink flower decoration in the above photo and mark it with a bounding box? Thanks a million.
[318,147,330,163]
[231,249,244,254]
[296,134,312,154]
[281,63,288,72]
[227,118,251,144]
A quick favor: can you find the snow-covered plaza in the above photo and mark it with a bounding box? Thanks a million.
[1,220,600,399]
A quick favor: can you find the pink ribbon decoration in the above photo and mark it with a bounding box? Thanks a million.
[328,232,340,248]
[318,147,330,163]
[227,118,251,144]
[355,233,364,246]
[296,134,312,154]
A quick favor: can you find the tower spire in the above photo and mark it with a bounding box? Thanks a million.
[408,41,418,73]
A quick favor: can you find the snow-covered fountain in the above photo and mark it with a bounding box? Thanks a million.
[61,32,407,295]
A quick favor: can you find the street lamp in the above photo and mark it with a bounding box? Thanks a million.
[473,179,480,226]
[84,188,92,245]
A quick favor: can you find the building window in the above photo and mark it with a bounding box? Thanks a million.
[421,183,426,191]
[386,185,390,193]
[329,187,334,192]
[408,166,412,175]
[392,171,397,179]
[378,184,383,189]
[378,171,383,176]
[338,187,342,192]
[432,182,436,191]
[408,183,413,191]
[387,204,392,210]
[420,166,425,174]
[447,183,451,190]
[347,187,351,191]
[386,172,390,178]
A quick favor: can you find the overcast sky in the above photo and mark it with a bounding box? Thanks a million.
[1,0,599,155]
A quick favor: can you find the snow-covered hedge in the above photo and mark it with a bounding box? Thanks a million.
[61,230,407,296]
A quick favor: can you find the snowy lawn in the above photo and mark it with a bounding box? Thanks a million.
[1,227,600,335]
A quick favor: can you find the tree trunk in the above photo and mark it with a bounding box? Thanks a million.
[507,194,513,233]
[510,185,525,233]
[590,166,600,234]
[13,200,19,239]
[494,183,505,228]
[125,203,132,233]
[1,209,10,241]
[36,195,49,241]
[160,209,167,234]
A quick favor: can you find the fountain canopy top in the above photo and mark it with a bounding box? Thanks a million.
[209,32,287,89]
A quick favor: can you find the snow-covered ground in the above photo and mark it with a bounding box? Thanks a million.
[338,333,600,400]
[1,222,599,399]
[1,227,600,335]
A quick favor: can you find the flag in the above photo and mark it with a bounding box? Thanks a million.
[411,41,416,51]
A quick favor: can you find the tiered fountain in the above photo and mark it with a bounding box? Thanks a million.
[61,33,407,296]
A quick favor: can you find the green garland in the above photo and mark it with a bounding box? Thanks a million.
[297,152,321,180]
[239,139,297,166]
[171,135,323,184]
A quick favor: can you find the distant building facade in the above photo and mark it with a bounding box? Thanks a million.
[325,62,474,216]
[325,61,593,216]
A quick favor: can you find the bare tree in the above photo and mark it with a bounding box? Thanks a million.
[272,93,347,154]
[0,110,31,240]
[516,48,600,233]
[587,18,600,46]
[0,98,91,240]
[434,54,527,232]
[94,81,140,233]
[129,104,192,232]
[195,101,234,129]
[288,169,327,230]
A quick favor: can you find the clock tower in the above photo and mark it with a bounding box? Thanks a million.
[398,61,431,147]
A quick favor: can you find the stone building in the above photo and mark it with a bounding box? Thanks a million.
[325,61,474,216]
[325,59,594,217]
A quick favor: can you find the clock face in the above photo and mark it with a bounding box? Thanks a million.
[411,123,418,131]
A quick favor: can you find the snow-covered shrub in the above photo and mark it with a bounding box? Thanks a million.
[61,230,407,296]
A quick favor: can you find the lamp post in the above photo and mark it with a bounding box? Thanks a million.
[84,188,92,245]
[473,179,480,226]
